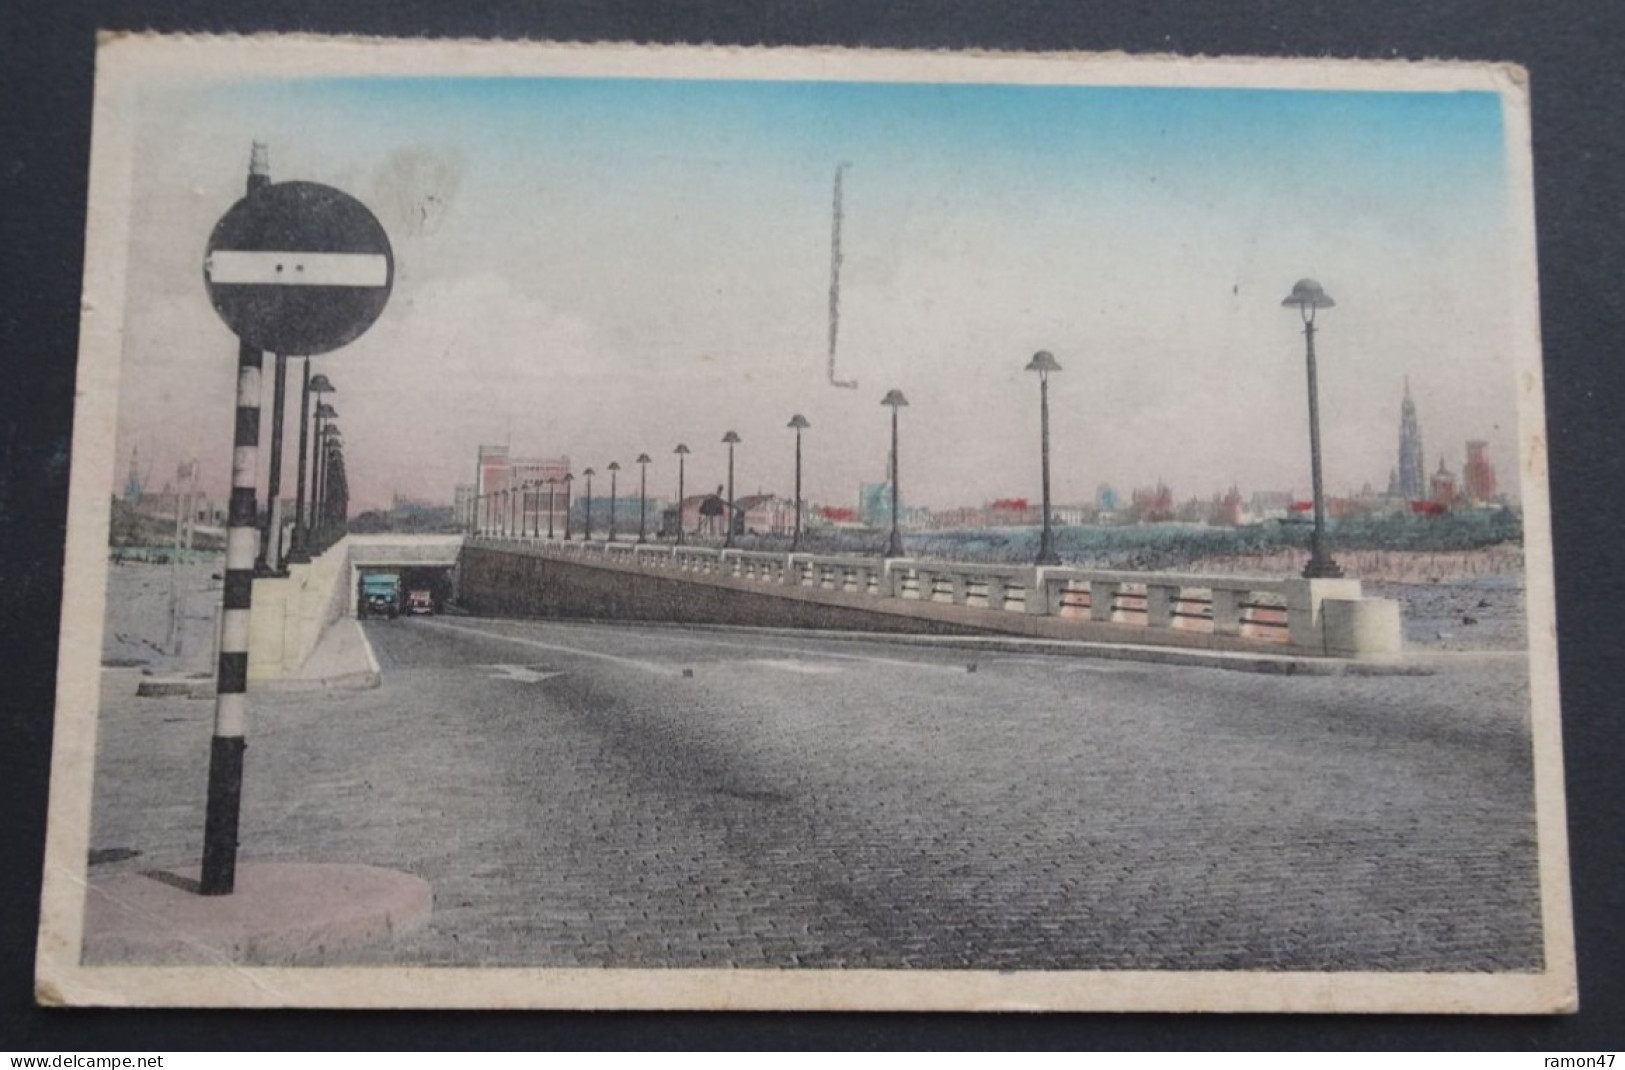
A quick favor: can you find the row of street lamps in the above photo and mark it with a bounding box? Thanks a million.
[472,388,906,560]
[474,279,1342,578]
[259,363,346,571]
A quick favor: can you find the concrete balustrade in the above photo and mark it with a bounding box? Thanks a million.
[467,537,1401,657]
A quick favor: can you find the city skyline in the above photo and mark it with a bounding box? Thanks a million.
[114,65,1523,515]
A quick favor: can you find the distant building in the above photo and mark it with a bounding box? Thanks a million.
[1212,486,1245,526]
[1430,456,1459,507]
[858,481,893,527]
[1250,490,1295,522]
[474,444,570,534]
[1129,482,1174,523]
[1463,440,1498,503]
[736,493,794,536]
[1096,483,1119,513]
[987,497,1039,526]
[123,446,143,505]
[453,483,476,529]
[1398,378,1426,501]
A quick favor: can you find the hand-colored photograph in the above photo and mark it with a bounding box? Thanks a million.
[36,37,1573,1013]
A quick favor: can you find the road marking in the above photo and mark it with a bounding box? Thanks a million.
[482,663,567,684]
[418,619,679,676]
[527,622,967,674]
[747,659,845,675]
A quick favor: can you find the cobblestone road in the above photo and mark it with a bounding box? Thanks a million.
[86,616,1543,970]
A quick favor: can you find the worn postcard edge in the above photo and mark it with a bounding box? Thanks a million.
[34,34,1575,1014]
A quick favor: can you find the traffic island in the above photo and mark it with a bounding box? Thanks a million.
[82,862,431,965]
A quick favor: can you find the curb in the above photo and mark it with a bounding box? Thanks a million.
[258,619,384,693]
[462,616,1434,676]
[134,674,217,698]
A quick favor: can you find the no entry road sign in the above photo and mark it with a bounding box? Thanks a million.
[204,180,394,355]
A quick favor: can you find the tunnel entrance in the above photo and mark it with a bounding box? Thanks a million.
[354,564,458,618]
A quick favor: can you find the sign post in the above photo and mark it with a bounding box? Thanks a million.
[198,149,393,895]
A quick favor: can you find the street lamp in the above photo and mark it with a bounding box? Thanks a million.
[673,444,690,545]
[318,427,343,540]
[289,371,333,561]
[880,390,908,558]
[722,431,741,548]
[1283,278,1344,579]
[607,461,621,542]
[787,415,810,551]
[546,478,557,539]
[1025,350,1063,566]
[582,467,595,540]
[562,473,573,540]
[313,402,338,545]
[635,454,651,543]
[316,421,340,547]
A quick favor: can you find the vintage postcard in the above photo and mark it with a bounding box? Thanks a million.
[36,35,1574,1012]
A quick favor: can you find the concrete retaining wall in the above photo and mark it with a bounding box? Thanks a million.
[247,538,355,682]
[459,545,992,635]
[458,542,1408,655]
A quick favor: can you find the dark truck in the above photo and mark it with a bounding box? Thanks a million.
[358,572,401,619]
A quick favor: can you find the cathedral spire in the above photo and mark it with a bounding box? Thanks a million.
[1397,379,1425,501]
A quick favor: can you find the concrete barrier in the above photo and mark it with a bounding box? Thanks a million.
[1321,597,1404,658]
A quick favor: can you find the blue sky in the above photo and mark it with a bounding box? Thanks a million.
[118,72,1520,511]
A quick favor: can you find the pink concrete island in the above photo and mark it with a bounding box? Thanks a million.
[83,862,432,965]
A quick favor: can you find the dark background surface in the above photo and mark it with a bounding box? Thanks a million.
[2,0,1621,1051]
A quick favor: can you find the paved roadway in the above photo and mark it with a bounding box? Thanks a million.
[88,615,1542,970]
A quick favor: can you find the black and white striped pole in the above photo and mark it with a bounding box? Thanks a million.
[199,144,271,895]
[200,148,394,896]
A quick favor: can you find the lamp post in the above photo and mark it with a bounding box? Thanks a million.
[673,444,690,544]
[787,415,810,551]
[318,428,343,538]
[1026,350,1063,566]
[547,478,557,539]
[562,473,573,540]
[255,352,291,574]
[312,402,337,546]
[289,370,333,561]
[582,468,595,539]
[722,431,741,548]
[880,390,908,558]
[1282,278,1344,579]
[635,454,651,543]
[607,462,621,541]
[316,422,340,548]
